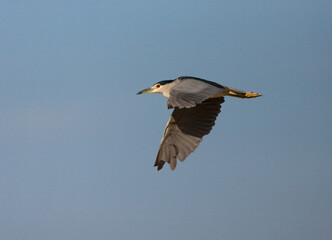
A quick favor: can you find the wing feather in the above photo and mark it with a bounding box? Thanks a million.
[154,97,225,170]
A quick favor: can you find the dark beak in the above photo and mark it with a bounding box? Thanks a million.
[136,87,152,95]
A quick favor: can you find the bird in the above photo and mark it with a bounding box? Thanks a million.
[137,76,262,171]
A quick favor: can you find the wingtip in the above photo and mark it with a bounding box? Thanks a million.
[155,161,165,171]
[154,160,177,171]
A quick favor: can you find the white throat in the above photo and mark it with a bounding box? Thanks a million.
[156,81,177,98]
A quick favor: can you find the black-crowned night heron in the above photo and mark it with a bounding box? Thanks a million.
[137,76,262,171]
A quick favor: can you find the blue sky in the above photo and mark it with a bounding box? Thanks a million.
[0,0,331,239]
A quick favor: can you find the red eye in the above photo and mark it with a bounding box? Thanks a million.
[156,84,161,88]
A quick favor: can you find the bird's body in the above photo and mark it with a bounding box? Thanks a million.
[137,76,261,171]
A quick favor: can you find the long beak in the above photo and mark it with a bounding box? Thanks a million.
[136,87,152,95]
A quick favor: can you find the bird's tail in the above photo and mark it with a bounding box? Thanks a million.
[225,87,262,98]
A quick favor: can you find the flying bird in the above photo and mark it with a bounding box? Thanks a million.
[137,76,261,171]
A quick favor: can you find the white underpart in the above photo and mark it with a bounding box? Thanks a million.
[209,90,228,98]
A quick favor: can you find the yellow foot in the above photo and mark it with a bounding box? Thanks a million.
[245,92,262,98]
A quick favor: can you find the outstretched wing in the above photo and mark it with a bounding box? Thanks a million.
[155,97,225,170]
[167,77,226,109]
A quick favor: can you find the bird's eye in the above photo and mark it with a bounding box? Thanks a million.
[156,84,161,88]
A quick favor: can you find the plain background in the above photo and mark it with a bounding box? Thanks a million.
[1,0,331,239]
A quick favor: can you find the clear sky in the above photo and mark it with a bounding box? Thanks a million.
[1,0,331,239]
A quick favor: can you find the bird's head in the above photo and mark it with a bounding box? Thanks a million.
[136,80,174,95]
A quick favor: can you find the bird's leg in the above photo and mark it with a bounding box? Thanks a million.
[224,89,262,98]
